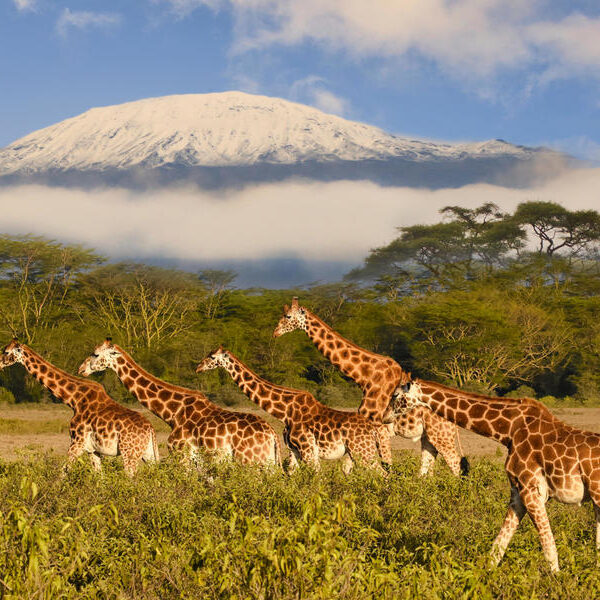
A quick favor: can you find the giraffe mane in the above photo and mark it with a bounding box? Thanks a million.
[21,344,106,390]
[306,308,405,363]
[415,378,557,419]
[111,344,206,396]
[227,350,317,398]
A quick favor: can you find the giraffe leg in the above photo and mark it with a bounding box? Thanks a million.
[341,453,353,475]
[594,503,600,562]
[64,438,86,474]
[375,424,392,466]
[422,417,465,477]
[419,435,438,477]
[122,451,143,477]
[167,432,199,471]
[490,484,526,567]
[118,431,145,477]
[89,453,102,472]
[289,430,320,470]
[519,483,559,572]
[346,434,387,476]
[142,430,159,463]
[286,449,300,472]
[283,427,301,473]
[300,442,320,470]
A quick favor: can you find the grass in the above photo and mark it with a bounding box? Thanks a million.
[0,417,70,435]
[1,453,600,599]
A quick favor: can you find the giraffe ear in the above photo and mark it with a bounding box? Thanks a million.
[283,304,289,312]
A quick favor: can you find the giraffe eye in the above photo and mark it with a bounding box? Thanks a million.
[92,353,99,358]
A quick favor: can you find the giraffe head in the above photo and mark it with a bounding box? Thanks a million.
[273,297,308,338]
[78,338,121,376]
[0,339,25,369]
[195,346,233,373]
[389,379,425,418]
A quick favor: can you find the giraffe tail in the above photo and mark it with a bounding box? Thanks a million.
[273,432,283,468]
[151,428,160,463]
[455,425,469,477]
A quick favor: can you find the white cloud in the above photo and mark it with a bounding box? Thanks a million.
[56,8,122,37]
[529,14,600,69]
[13,0,36,12]
[1,167,599,271]
[311,89,349,116]
[289,76,350,116]
[159,1,600,87]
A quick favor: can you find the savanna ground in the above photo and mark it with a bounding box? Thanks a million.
[3,404,600,599]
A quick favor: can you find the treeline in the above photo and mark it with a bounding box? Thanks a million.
[1,200,599,406]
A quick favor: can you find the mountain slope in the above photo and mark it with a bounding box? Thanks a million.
[0,92,567,189]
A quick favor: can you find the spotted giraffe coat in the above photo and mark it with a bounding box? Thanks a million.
[79,340,281,465]
[196,346,391,474]
[0,340,158,475]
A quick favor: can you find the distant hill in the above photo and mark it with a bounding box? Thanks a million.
[0,92,570,190]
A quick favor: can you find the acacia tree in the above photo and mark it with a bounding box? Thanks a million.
[347,202,525,293]
[79,264,203,348]
[0,235,102,343]
[387,290,573,392]
[513,201,600,257]
[198,269,237,320]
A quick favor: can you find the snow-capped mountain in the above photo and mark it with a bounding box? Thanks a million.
[0,92,567,189]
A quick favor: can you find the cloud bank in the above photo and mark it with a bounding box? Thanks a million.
[2,166,599,285]
[161,1,600,86]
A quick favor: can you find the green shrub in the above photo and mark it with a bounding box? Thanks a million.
[1,454,600,599]
[504,385,536,399]
[0,387,16,404]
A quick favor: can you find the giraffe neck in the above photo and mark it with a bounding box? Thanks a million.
[416,379,520,446]
[302,310,404,390]
[112,346,208,427]
[222,354,291,421]
[20,346,86,411]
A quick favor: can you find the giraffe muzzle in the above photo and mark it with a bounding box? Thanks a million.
[78,360,91,376]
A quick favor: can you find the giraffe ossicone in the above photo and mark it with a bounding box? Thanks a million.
[391,377,600,573]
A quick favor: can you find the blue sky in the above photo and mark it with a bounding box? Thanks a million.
[2,0,600,161]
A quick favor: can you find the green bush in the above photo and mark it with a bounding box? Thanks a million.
[1,454,600,599]
[0,387,16,404]
[504,385,536,399]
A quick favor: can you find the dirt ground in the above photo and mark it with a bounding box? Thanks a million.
[3,403,600,465]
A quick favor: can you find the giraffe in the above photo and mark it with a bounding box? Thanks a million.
[195,346,392,474]
[0,340,158,476]
[273,298,468,477]
[78,339,281,466]
[390,377,600,572]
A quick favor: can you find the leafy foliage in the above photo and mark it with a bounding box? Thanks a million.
[1,454,599,598]
[0,199,599,405]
